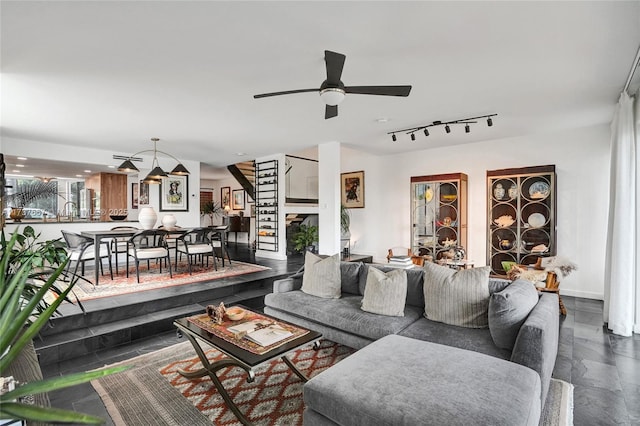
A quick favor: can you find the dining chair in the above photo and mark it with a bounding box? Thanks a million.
[61,230,113,282]
[158,225,184,263]
[175,227,217,274]
[109,226,139,274]
[209,225,232,267]
[126,229,172,283]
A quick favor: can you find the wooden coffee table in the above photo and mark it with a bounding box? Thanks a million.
[173,307,322,426]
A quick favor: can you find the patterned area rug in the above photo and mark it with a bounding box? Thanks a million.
[69,260,270,301]
[92,340,573,426]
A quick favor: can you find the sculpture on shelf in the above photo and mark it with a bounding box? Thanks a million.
[206,302,226,325]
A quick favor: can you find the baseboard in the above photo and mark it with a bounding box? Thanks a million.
[560,289,603,300]
[634,323,640,334]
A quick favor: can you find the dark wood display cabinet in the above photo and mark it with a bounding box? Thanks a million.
[411,173,468,261]
[487,165,556,276]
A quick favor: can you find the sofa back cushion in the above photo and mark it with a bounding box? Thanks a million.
[488,279,540,350]
[340,261,363,295]
[359,265,425,307]
[301,252,341,298]
[423,262,491,328]
[361,268,407,317]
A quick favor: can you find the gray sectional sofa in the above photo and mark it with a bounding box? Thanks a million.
[264,260,560,424]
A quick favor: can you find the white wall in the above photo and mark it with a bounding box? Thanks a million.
[342,124,610,300]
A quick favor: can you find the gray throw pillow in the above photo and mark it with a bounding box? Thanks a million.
[301,252,341,298]
[489,279,540,350]
[423,262,491,328]
[361,267,407,317]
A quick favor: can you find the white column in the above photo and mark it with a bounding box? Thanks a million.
[318,142,341,255]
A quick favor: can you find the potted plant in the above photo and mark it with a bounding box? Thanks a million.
[201,200,223,226]
[5,181,59,222]
[293,224,318,253]
[0,227,128,424]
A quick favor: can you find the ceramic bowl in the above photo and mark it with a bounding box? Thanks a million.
[109,215,128,221]
[226,307,246,321]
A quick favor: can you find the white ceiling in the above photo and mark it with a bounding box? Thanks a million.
[2,1,640,180]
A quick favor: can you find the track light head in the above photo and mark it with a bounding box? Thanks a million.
[392,133,397,142]
[487,117,493,127]
[410,133,416,141]
[465,124,470,133]
[445,124,451,134]
[423,128,429,136]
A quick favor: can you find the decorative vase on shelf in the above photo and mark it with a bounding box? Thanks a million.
[493,183,505,200]
[161,214,177,229]
[138,206,157,230]
[508,184,518,199]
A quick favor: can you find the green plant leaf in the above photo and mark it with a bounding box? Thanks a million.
[0,402,104,424]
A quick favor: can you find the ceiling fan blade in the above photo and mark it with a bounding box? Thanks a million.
[325,50,346,85]
[254,88,318,99]
[325,105,338,119]
[344,85,412,97]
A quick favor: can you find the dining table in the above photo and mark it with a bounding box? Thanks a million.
[80,228,139,285]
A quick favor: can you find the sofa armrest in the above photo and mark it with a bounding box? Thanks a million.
[510,292,559,406]
[272,276,303,293]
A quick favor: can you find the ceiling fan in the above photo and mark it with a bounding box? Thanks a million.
[254,50,412,119]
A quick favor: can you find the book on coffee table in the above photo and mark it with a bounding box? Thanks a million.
[244,325,293,347]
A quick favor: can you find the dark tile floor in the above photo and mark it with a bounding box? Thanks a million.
[42,254,640,425]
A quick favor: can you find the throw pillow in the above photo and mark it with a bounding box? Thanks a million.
[301,252,341,298]
[423,262,491,328]
[488,279,540,350]
[361,267,407,317]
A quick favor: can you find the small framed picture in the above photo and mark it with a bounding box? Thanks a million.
[221,186,231,209]
[341,170,365,208]
[250,204,256,217]
[131,182,139,209]
[232,189,245,210]
[139,180,150,205]
[159,175,189,212]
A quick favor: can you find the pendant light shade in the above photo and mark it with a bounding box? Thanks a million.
[170,163,190,175]
[117,160,140,173]
[146,166,168,181]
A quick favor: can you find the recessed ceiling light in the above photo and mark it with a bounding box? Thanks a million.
[17,157,27,160]
[236,152,246,156]
[108,165,115,168]
[375,118,390,123]
[12,170,20,173]
[76,174,83,177]
[84,170,91,173]
[15,164,25,167]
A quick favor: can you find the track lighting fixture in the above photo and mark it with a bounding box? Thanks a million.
[387,113,497,142]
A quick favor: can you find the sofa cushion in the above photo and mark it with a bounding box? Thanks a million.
[423,262,491,328]
[340,261,363,295]
[359,265,425,307]
[304,335,541,426]
[489,279,540,350]
[264,291,422,341]
[361,268,407,317]
[301,252,341,299]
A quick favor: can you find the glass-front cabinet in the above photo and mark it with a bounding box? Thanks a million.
[411,173,468,261]
[486,165,556,276]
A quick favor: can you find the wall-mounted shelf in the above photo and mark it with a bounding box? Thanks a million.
[255,160,279,252]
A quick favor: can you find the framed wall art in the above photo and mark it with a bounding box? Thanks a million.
[159,175,189,211]
[341,170,365,208]
[139,180,150,205]
[232,189,245,210]
[221,186,231,209]
[131,182,139,209]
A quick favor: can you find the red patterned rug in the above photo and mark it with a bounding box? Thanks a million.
[68,260,270,301]
[159,341,354,425]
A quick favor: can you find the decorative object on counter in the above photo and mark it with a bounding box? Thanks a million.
[508,184,518,199]
[116,137,190,184]
[531,244,549,253]
[206,302,226,325]
[161,214,177,228]
[109,214,128,221]
[493,183,505,200]
[138,206,157,230]
[388,113,497,142]
[452,245,466,261]
[493,215,515,227]
[226,306,247,321]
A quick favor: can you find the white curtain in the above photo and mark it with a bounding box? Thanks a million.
[604,91,638,336]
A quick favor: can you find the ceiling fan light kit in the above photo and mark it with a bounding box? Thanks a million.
[254,50,412,119]
[388,113,497,142]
